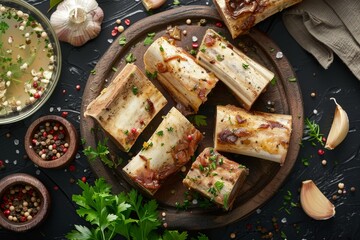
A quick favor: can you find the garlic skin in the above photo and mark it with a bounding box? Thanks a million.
[142,0,167,11]
[50,0,104,47]
[300,180,335,220]
[325,98,349,150]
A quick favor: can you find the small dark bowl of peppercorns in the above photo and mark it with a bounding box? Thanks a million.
[25,115,79,169]
[0,173,50,232]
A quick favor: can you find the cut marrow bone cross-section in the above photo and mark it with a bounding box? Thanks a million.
[123,107,203,195]
[215,105,292,165]
[197,29,274,110]
[144,36,218,114]
[84,63,167,152]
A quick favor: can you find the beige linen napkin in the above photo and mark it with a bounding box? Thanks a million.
[282,0,360,80]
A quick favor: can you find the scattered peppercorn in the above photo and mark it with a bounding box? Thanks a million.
[215,22,223,28]
[31,121,69,161]
[317,149,325,156]
[198,19,207,26]
[350,187,356,192]
[0,160,5,170]
[124,19,130,26]
[75,85,81,91]
[1,184,41,223]
[81,176,87,183]
[61,111,68,118]
[117,25,124,33]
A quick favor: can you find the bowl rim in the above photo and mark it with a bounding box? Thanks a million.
[0,173,50,232]
[24,115,79,168]
[0,0,62,124]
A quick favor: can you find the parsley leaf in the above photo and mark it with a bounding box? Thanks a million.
[0,21,9,34]
[270,76,277,85]
[144,32,156,46]
[163,230,188,240]
[173,0,181,5]
[146,70,157,80]
[188,115,207,127]
[125,53,136,63]
[83,138,122,168]
[119,36,127,46]
[67,179,209,240]
[132,85,138,95]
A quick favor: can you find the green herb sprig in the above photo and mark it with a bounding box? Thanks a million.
[66,178,208,240]
[187,115,207,127]
[83,138,122,169]
[304,118,324,145]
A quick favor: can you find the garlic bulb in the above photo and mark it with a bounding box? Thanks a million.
[50,0,104,47]
[142,0,167,11]
[325,98,349,150]
[300,180,335,220]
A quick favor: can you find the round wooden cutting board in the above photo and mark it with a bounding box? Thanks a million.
[80,5,303,230]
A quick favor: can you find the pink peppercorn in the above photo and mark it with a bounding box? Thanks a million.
[318,149,325,156]
[192,42,199,48]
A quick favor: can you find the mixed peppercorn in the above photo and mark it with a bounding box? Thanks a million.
[31,121,69,160]
[1,184,41,223]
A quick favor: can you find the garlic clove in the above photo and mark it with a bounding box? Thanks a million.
[325,98,349,150]
[142,0,167,11]
[50,0,104,47]
[300,180,335,220]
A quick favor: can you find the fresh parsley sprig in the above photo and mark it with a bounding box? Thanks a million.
[83,138,122,169]
[66,178,208,240]
[187,115,207,127]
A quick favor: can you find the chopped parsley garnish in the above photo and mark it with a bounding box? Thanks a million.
[188,115,207,127]
[132,85,138,95]
[112,67,118,72]
[214,181,224,191]
[189,49,197,55]
[0,21,9,34]
[200,46,206,53]
[173,0,181,6]
[118,36,127,46]
[242,63,249,69]
[90,69,96,75]
[159,45,164,52]
[156,130,164,136]
[83,138,122,169]
[166,126,174,132]
[144,32,156,46]
[125,53,136,63]
[199,164,204,171]
[146,70,158,80]
[288,76,297,82]
[270,76,277,85]
[216,54,224,61]
[301,157,309,166]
